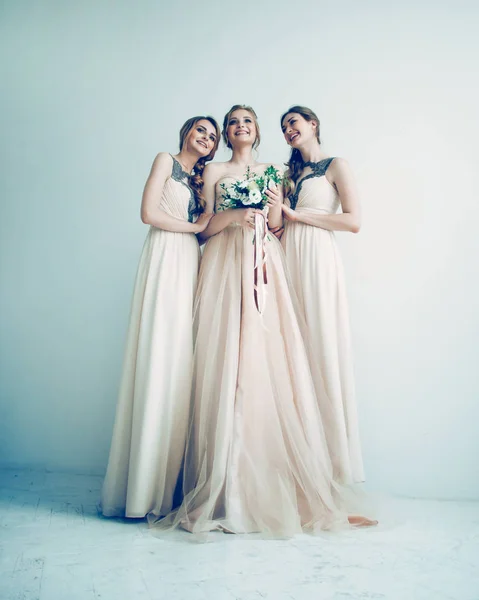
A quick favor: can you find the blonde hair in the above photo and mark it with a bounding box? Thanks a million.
[222,105,261,150]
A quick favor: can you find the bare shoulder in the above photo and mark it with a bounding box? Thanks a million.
[329,156,350,173]
[327,156,352,180]
[144,152,173,182]
[204,161,230,183]
[151,151,173,171]
[153,151,173,165]
[204,161,227,173]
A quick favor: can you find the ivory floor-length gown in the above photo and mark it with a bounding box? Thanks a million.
[101,156,200,518]
[281,158,365,485]
[150,171,354,536]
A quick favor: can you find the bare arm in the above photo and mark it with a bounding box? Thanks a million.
[282,158,361,233]
[197,165,255,244]
[141,153,204,233]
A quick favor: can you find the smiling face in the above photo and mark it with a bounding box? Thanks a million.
[281,112,318,149]
[223,106,260,150]
[185,118,219,157]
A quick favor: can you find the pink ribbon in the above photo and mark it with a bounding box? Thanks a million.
[253,212,268,314]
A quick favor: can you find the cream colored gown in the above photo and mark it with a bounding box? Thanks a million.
[150,173,353,536]
[101,156,200,518]
[281,158,365,485]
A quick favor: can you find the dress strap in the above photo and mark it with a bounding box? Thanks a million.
[168,155,196,222]
[302,157,335,177]
[170,154,191,182]
[290,158,335,210]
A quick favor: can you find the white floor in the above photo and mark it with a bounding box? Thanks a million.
[1,469,478,600]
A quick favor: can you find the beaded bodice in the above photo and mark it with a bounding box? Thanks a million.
[289,157,335,211]
[170,156,196,222]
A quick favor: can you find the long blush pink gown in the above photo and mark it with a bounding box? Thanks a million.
[149,171,356,536]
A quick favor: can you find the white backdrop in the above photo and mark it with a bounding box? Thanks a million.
[1,0,478,500]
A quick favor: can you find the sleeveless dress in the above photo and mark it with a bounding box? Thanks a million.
[281,158,365,484]
[101,156,201,518]
[149,171,353,536]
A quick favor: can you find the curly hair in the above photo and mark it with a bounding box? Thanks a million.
[179,116,220,215]
[222,105,261,150]
[281,106,321,198]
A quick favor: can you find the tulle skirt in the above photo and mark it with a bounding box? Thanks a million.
[149,224,361,537]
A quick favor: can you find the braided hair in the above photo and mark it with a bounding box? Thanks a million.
[280,106,321,198]
[179,116,220,215]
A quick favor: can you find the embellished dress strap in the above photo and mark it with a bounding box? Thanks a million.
[290,157,335,210]
[169,155,197,222]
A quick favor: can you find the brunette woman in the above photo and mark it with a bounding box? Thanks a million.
[280,106,365,486]
[101,116,220,518]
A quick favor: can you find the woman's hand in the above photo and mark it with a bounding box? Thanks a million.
[193,212,213,233]
[265,182,282,208]
[238,207,258,229]
[282,203,298,222]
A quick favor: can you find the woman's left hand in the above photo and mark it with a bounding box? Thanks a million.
[282,203,298,222]
[265,183,282,208]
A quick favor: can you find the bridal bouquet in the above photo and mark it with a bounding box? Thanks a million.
[218,165,283,211]
[219,165,283,315]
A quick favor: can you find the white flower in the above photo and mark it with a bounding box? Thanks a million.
[267,177,277,191]
[247,189,262,204]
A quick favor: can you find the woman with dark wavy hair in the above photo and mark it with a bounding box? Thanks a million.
[280,105,365,486]
[101,116,220,519]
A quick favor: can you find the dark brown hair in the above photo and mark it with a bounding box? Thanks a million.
[281,106,321,198]
[179,116,220,214]
[222,105,261,150]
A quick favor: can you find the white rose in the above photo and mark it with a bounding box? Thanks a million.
[248,189,262,204]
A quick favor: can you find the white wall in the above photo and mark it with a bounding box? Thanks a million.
[1,0,478,499]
